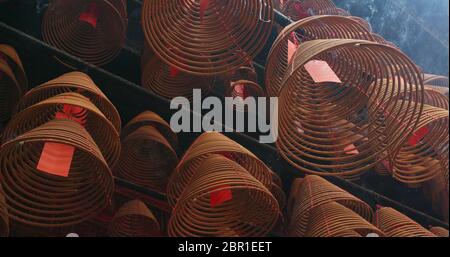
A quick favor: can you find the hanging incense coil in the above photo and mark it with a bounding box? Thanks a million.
[15,72,121,132]
[0,191,8,237]
[265,15,375,97]
[429,227,449,237]
[226,63,258,84]
[113,125,178,193]
[423,86,449,110]
[374,207,436,237]
[281,0,341,21]
[276,39,423,178]
[287,175,373,236]
[225,80,266,112]
[108,200,161,237]
[0,45,27,123]
[424,74,449,88]
[0,119,114,227]
[374,158,392,176]
[42,0,127,66]
[167,132,273,206]
[141,0,273,76]
[141,49,214,99]
[348,16,372,32]
[305,202,382,237]
[168,154,279,237]
[3,92,121,167]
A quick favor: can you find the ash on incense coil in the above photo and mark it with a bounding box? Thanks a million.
[281,0,341,21]
[0,45,27,123]
[42,0,127,66]
[287,175,373,236]
[389,104,448,187]
[167,132,273,206]
[374,207,436,237]
[2,92,121,167]
[429,227,449,237]
[0,119,114,227]
[15,72,121,132]
[141,0,273,76]
[168,154,279,237]
[141,49,214,99]
[113,120,178,193]
[108,200,161,237]
[265,15,375,97]
[0,190,8,237]
[305,202,382,237]
[276,39,423,178]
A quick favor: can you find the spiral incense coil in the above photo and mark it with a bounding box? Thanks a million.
[2,92,121,167]
[348,16,372,32]
[0,45,27,123]
[225,80,266,112]
[374,207,436,237]
[113,125,179,192]
[281,0,341,21]
[0,191,8,237]
[226,63,258,84]
[15,72,121,132]
[270,183,287,210]
[121,111,177,148]
[168,155,279,237]
[141,51,214,99]
[423,86,449,110]
[0,119,114,227]
[276,39,423,177]
[305,202,382,237]
[424,74,449,88]
[389,104,448,186]
[265,15,375,97]
[108,200,161,237]
[141,0,274,76]
[167,132,273,206]
[374,158,392,176]
[42,0,127,66]
[287,175,373,236]
[429,227,449,237]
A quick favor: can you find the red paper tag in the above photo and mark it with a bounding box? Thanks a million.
[37,105,87,177]
[199,0,209,22]
[233,84,249,99]
[344,144,359,155]
[210,185,233,207]
[293,2,310,19]
[408,126,429,146]
[169,66,180,77]
[79,3,99,28]
[304,60,342,83]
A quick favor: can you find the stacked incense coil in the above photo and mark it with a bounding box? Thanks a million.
[108,200,161,237]
[305,202,382,237]
[168,154,279,237]
[280,0,343,21]
[167,132,273,206]
[287,175,374,236]
[276,39,423,178]
[141,47,214,99]
[423,86,449,110]
[265,15,376,97]
[424,74,449,97]
[0,44,27,123]
[429,227,449,237]
[374,207,436,237]
[0,190,8,237]
[0,119,114,227]
[42,0,127,66]
[113,111,179,193]
[141,0,273,76]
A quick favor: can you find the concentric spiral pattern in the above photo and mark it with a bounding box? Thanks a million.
[280,0,342,21]
[0,44,27,123]
[424,74,449,97]
[0,190,8,237]
[108,200,161,237]
[0,119,114,227]
[141,0,273,76]
[276,39,423,178]
[42,0,127,66]
[167,132,273,206]
[168,155,279,237]
[429,227,449,237]
[287,175,373,236]
[265,15,375,97]
[374,207,436,237]
[113,112,178,193]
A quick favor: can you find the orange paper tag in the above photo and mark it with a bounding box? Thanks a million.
[344,144,359,155]
[408,126,429,146]
[79,2,99,28]
[210,185,233,207]
[304,60,342,83]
